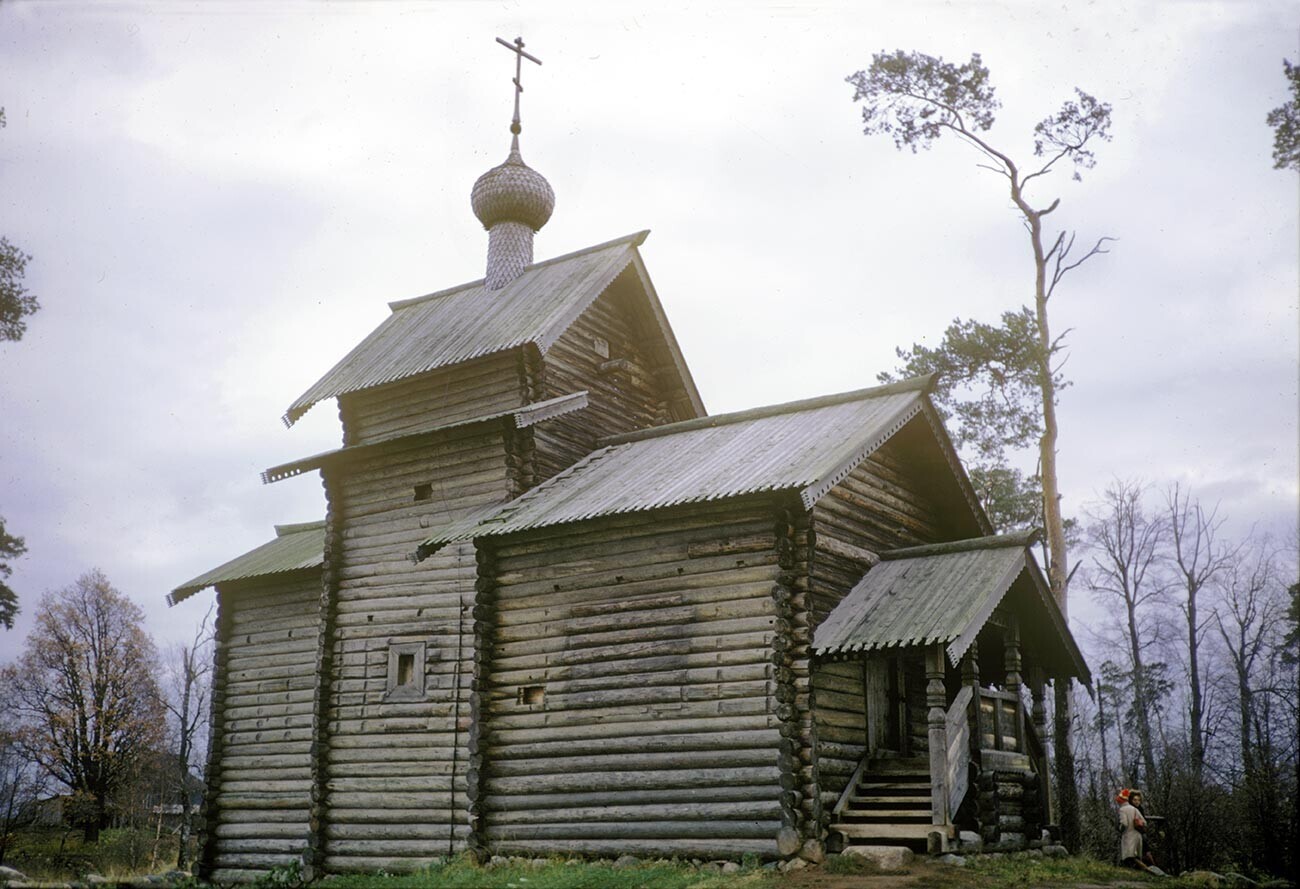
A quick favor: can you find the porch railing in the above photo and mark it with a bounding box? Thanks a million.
[944,685,973,819]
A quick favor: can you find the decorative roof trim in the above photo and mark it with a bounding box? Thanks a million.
[882,528,1040,560]
[944,549,1027,666]
[799,401,923,510]
[1023,553,1092,688]
[918,399,996,536]
[598,375,935,448]
[273,520,327,537]
[626,251,706,419]
[262,391,589,484]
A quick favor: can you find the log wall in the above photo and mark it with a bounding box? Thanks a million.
[205,571,320,883]
[340,351,524,445]
[479,501,788,860]
[533,284,677,481]
[320,422,514,872]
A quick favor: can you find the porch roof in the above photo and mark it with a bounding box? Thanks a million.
[811,530,1090,685]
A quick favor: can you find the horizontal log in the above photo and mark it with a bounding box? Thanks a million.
[490,748,776,777]
[485,783,780,813]
[325,822,463,840]
[487,765,780,795]
[484,820,780,841]
[492,728,779,761]
[214,823,310,840]
[216,808,309,824]
[491,630,774,675]
[323,855,456,874]
[490,712,780,748]
[488,838,778,859]
[492,647,771,689]
[326,791,464,810]
[484,800,782,826]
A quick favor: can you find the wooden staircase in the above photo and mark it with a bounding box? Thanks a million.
[831,757,936,851]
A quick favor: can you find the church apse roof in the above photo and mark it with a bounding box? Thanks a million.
[284,231,702,425]
[169,521,325,605]
[416,375,938,559]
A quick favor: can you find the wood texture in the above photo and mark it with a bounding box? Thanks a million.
[206,572,320,881]
[482,501,786,857]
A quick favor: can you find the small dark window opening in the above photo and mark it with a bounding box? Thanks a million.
[518,685,545,706]
[414,483,433,502]
[397,653,415,687]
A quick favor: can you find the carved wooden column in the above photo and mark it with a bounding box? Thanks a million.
[961,641,981,754]
[926,644,948,830]
[1003,617,1023,752]
[1029,666,1055,824]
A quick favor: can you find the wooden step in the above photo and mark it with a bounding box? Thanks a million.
[857,782,930,793]
[867,758,928,773]
[848,794,934,806]
[839,809,933,822]
[835,822,940,840]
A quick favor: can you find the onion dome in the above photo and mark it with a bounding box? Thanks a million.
[471,138,555,232]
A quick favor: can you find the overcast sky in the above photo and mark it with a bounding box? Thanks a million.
[1,0,1296,658]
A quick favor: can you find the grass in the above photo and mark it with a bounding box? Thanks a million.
[323,857,774,889]
[1,826,185,881]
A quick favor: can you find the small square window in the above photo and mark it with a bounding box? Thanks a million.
[386,642,426,701]
[518,685,545,706]
[414,483,433,502]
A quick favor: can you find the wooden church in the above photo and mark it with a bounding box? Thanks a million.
[171,41,1089,882]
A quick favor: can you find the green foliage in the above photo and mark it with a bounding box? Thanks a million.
[0,109,39,344]
[3,826,181,881]
[0,515,25,630]
[1267,59,1300,172]
[879,307,1062,530]
[249,860,307,889]
[847,50,1111,182]
[322,856,771,889]
[847,50,999,150]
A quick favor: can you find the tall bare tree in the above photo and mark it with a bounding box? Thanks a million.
[1084,480,1166,787]
[1165,485,1235,778]
[848,50,1113,847]
[161,607,213,871]
[0,570,164,842]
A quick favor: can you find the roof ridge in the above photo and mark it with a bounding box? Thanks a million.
[387,230,651,311]
[597,374,936,448]
[273,520,327,536]
[880,528,1040,560]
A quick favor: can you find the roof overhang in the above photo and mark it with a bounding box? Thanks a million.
[812,530,1090,687]
[262,391,590,484]
[168,521,326,606]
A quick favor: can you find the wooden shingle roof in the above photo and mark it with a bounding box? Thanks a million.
[284,231,702,425]
[415,376,935,559]
[169,521,325,605]
[812,530,1090,683]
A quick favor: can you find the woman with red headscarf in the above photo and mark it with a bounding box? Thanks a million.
[1116,788,1146,867]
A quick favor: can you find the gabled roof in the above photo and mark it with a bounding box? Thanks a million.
[168,521,325,605]
[415,376,934,559]
[284,231,703,425]
[812,530,1090,684]
[262,392,590,484]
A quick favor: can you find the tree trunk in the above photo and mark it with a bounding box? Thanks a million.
[1019,190,1081,848]
[1125,601,1158,786]
[1187,584,1205,777]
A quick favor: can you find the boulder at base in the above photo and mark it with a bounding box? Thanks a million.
[841,846,915,869]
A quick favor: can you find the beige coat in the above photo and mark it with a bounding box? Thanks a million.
[1119,803,1145,860]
